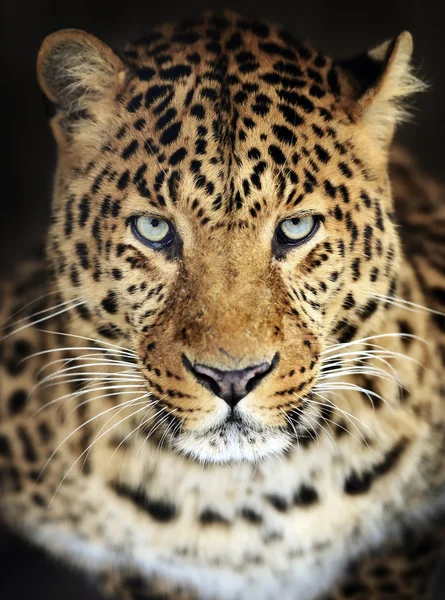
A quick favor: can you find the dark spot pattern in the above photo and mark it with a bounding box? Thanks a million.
[112,482,177,522]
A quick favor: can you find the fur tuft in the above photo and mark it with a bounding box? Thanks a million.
[362,33,426,145]
[359,32,426,147]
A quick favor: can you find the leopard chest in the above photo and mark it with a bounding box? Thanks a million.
[79,431,426,600]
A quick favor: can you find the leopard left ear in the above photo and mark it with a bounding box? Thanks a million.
[37,29,129,152]
[337,32,425,148]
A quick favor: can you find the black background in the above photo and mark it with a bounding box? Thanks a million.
[0,0,444,598]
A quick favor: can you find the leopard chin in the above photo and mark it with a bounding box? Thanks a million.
[172,417,292,464]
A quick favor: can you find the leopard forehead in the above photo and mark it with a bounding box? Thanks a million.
[113,12,344,215]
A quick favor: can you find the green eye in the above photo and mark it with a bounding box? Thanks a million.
[278,215,319,245]
[131,216,173,248]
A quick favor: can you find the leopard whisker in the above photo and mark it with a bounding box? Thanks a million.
[290,393,337,450]
[41,396,151,482]
[315,381,389,411]
[169,419,182,444]
[279,407,301,450]
[320,348,419,399]
[35,354,138,378]
[2,295,84,331]
[107,399,163,465]
[319,412,364,445]
[0,287,80,328]
[321,347,420,368]
[34,384,147,415]
[36,357,139,387]
[37,369,143,386]
[67,387,148,419]
[84,395,158,468]
[23,345,136,363]
[302,397,367,446]
[36,378,144,399]
[154,408,180,460]
[322,332,429,355]
[48,401,152,506]
[309,392,374,441]
[30,371,143,399]
[320,358,403,387]
[320,361,399,378]
[318,366,403,389]
[137,406,176,456]
[37,328,137,357]
[2,299,85,340]
[295,411,320,446]
[372,292,445,317]
[290,401,337,450]
[38,362,141,383]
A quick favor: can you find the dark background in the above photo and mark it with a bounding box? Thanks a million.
[0,0,444,598]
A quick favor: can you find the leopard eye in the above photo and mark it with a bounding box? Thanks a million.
[131,216,174,248]
[277,215,319,245]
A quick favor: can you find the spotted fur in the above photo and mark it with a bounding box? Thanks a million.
[1,11,445,600]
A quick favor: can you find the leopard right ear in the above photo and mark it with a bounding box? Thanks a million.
[37,29,128,152]
[336,32,425,150]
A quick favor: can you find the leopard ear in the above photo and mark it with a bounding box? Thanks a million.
[337,32,425,148]
[37,29,128,151]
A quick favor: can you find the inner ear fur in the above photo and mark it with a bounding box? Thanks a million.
[336,32,425,148]
[37,29,128,150]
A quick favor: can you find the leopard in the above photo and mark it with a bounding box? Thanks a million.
[1,9,445,600]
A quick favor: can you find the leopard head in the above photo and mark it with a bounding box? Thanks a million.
[37,12,423,462]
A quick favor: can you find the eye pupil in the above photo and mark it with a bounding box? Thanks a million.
[151,219,160,227]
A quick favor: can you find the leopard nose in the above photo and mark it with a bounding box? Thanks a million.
[183,354,279,408]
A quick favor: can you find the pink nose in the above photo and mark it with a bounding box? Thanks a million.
[183,354,279,408]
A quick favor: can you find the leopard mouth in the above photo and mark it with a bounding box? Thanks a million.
[137,359,317,463]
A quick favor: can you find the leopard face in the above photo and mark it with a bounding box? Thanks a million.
[37,11,422,462]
